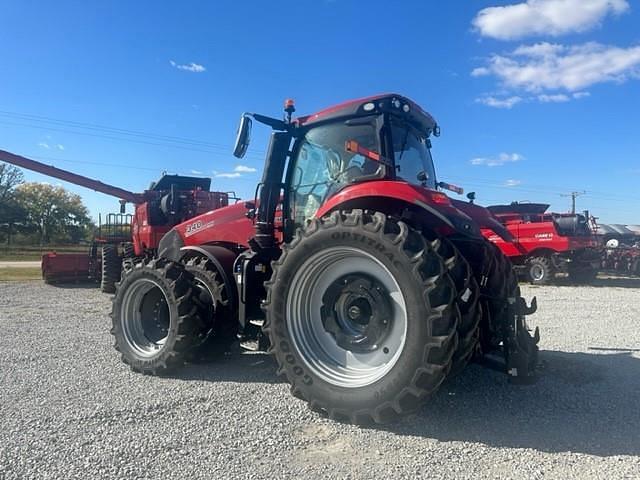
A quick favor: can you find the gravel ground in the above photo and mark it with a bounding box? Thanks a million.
[1,278,639,479]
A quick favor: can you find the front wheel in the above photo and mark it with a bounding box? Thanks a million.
[527,256,553,285]
[111,258,204,375]
[264,210,458,425]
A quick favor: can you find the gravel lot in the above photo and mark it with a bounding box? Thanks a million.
[1,278,639,479]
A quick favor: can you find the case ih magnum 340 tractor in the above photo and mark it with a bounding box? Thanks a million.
[108,94,539,424]
[483,202,601,285]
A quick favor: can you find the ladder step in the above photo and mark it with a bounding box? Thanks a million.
[249,318,265,327]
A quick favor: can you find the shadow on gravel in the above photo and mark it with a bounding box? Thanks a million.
[46,282,99,289]
[167,346,639,457]
[385,349,640,457]
[169,350,283,385]
[525,275,640,289]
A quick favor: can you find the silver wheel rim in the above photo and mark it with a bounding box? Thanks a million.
[120,278,170,357]
[286,247,408,388]
[531,264,545,281]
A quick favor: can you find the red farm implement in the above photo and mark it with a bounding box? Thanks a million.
[482,202,601,284]
[0,149,232,292]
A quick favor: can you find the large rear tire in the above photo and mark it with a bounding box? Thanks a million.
[101,245,122,294]
[264,210,458,425]
[111,258,204,375]
[436,238,482,376]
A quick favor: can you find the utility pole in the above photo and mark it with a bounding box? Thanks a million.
[560,191,586,214]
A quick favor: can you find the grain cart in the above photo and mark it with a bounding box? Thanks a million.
[111,94,540,424]
[0,150,230,292]
[483,202,601,284]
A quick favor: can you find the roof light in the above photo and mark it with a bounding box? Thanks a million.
[402,104,410,113]
[363,102,375,112]
[393,99,401,109]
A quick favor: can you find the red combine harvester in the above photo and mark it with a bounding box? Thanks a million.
[483,202,601,284]
[107,94,540,424]
[0,149,231,292]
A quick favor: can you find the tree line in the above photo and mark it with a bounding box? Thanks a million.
[0,163,93,245]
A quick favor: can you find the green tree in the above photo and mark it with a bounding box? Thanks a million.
[0,163,26,245]
[0,162,24,201]
[15,182,92,244]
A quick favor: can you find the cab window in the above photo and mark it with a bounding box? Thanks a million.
[288,121,381,228]
[391,122,436,189]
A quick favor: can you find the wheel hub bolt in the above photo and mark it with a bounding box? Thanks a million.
[348,306,362,320]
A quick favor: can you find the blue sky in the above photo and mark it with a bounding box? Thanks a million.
[1,0,639,223]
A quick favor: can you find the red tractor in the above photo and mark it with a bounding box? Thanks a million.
[109,94,540,424]
[0,150,231,292]
[483,202,601,285]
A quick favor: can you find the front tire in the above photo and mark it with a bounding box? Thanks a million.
[264,210,458,424]
[183,256,237,361]
[527,256,553,285]
[111,258,204,375]
[101,245,122,294]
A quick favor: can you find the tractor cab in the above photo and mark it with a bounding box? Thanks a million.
[287,96,439,228]
[234,94,454,246]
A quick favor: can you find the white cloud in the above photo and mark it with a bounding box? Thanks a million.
[234,165,257,173]
[573,91,591,99]
[538,93,570,102]
[56,144,65,151]
[504,179,523,186]
[473,0,629,40]
[190,169,203,175]
[38,142,50,149]
[169,60,206,73]
[213,165,257,179]
[215,172,242,178]
[475,95,523,109]
[471,152,525,167]
[475,42,640,93]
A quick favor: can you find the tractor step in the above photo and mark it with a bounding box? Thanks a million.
[248,318,265,327]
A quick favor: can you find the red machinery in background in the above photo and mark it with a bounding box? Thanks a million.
[596,223,640,276]
[482,202,601,284]
[0,149,232,291]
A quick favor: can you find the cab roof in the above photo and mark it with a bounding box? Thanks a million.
[296,94,438,134]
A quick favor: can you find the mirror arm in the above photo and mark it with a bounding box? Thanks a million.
[251,113,289,131]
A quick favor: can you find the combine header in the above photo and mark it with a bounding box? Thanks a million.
[0,149,231,291]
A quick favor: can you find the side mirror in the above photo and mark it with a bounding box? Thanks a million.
[467,191,476,204]
[233,114,252,158]
[119,201,126,214]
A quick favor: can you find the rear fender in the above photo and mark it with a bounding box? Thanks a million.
[451,199,515,243]
[314,181,482,238]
